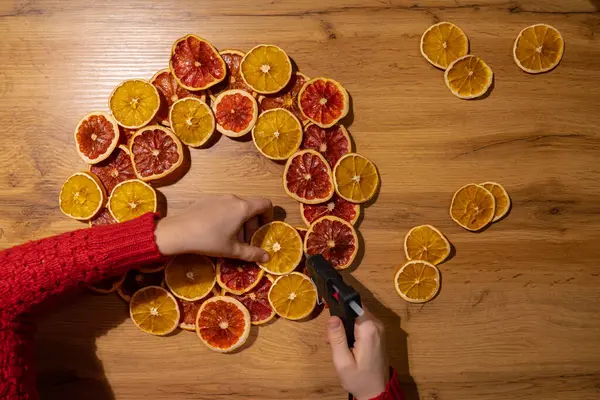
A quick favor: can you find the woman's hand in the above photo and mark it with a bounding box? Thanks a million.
[155,194,273,262]
[326,310,389,400]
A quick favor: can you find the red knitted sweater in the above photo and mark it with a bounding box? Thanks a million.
[0,213,403,400]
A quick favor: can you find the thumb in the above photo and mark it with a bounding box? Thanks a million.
[233,242,270,263]
[326,316,355,370]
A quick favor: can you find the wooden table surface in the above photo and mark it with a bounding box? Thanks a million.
[2,1,600,399]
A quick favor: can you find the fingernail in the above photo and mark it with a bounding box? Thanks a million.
[261,253,270,263]
[328,318,341,329]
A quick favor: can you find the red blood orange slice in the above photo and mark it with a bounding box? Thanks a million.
[196,296,251,353]
[224,275,275,325]
[216,258,264,295]
[258,72,310,124]
[283,149,334,204]
[178,288,219,331]
[88,274,126,294]
[300,194,360,226]
[169,34,226,91]
[151,68,206,126]
[304,216,358,270]
[88,207,117,227]
[74,112,120,164]
[89,145,136,194]
[129,125,184,181]
[301,123,352,167]
[117,269,165,302]
[212,89,258,137]
[298,77,350,128]
[210,50,255,99]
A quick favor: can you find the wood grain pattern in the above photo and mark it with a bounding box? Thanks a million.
[1,0,600,399]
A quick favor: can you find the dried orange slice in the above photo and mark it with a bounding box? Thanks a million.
[129,125,184,181]
[513,24,564,74]
[251,221,303,275]
[212,89,258,137]
[404,225,450,265]
[224,275,275,325]
[333,153,379,204]
[139,260,169,274]
[109,79,160,129]
[444,55,493,99]
[258,72,309,124]
[300,194,360,226]
[420,22,469,70]
[117,269,165,302]
[252,108,302,160]
[283,150,335,204]
[481,182,511,222]
[151,68,206,126]
[74,112,120,164]
[165,254,216,301]
[130,286,180,336]
[210,50,255,98]
[59,172,105,220]
[240,44,292,94]
[450,183,495,231]
[88,275,126,294]
[301,123,352,167]
[169,97,215,147]
[108,179,157,223]
[298,77,349,128]
[89,145,136,194]
[216,258,264,295]
[394,261,440,303]
[89,207,117,227]
[169,34,226,91]
[178,288,219,331]
[268,272,317,320]
[196,296,251,353]
[304,216,358,270]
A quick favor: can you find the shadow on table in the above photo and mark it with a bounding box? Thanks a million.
[590,0,600,10]
[343,274,420,400]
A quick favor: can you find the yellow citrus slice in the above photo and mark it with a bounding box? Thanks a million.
[165,254,216,301]
[481,182,511,222]
[109,79,160,129]
[196,296,251,352]
[404,225,451,265]
[252,108,302,160]
[129,286,180,336]
[250,221,303,275]
[420,22,469,70]
[513,24,564,74]
[333,153,379,203]
[169,97,215,147]
[268,272,317,320]
[444,55,493,99]
[108,179,157,222]
[59,172,106,220]
[240,44,292,94]
[394,261,440,303]
[450,184,495,231]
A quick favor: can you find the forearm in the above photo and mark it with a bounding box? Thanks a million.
[360,369,404,400]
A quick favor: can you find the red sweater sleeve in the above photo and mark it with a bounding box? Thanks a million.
[358,369,404,400]
[0,213,163,400]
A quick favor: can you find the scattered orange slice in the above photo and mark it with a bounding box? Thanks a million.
[404,225,451,265]
[252,108,303,160]
[420,22,469,70]
[109,79,160,128]
[481,182,511,222]
[444,55,493,99]
[59,172,106,220]
[165,254,216,301]
[333,153,379,203]
[251,221,303,275]
[513,24,564,74]
[450,184,495,231]
[169,97,215,147]
[108,179,157,222]
[394,261,440,303]
[241,44,292,94]
[268,272,317,320]
[129,286,180,336]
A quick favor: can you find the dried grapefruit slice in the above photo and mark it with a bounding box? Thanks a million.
[298,77,349,128]
[420,22,469,70]
[169,97,215,147]
[225,275,275,325]
[450,184,495,231]
[130,286,180,336]
[304,216,358,270]
[89,207,117,227]
[252,108,302,160]
[300,195,360,226]
[240,44,292,94]
[165,254,216,302]
[258,72,309,124]
[117,269,165,302]
[394,260,440,303]
[151,68,206,126]
[333,153,379,204]
[89,145,136,194]
[108,179,157,223]
[268,272,317,320]
[74,112,120,164]
[130,125,184,181]
[216,258,264,295]
[212,89,258,137]
[178,287,219,331]
[196,296,251,353]
[59,172,105,220]
[513,24,564,74]
[444,55,493,99]
[481,182,511,222]
[251,221,303,275]
[283,150,335,204]
[169,34,226,91]
[109,79,160,129]
[210,50,255,98]
[404,225,450,265]
[89,275,125,294]
[301,123,352,167]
